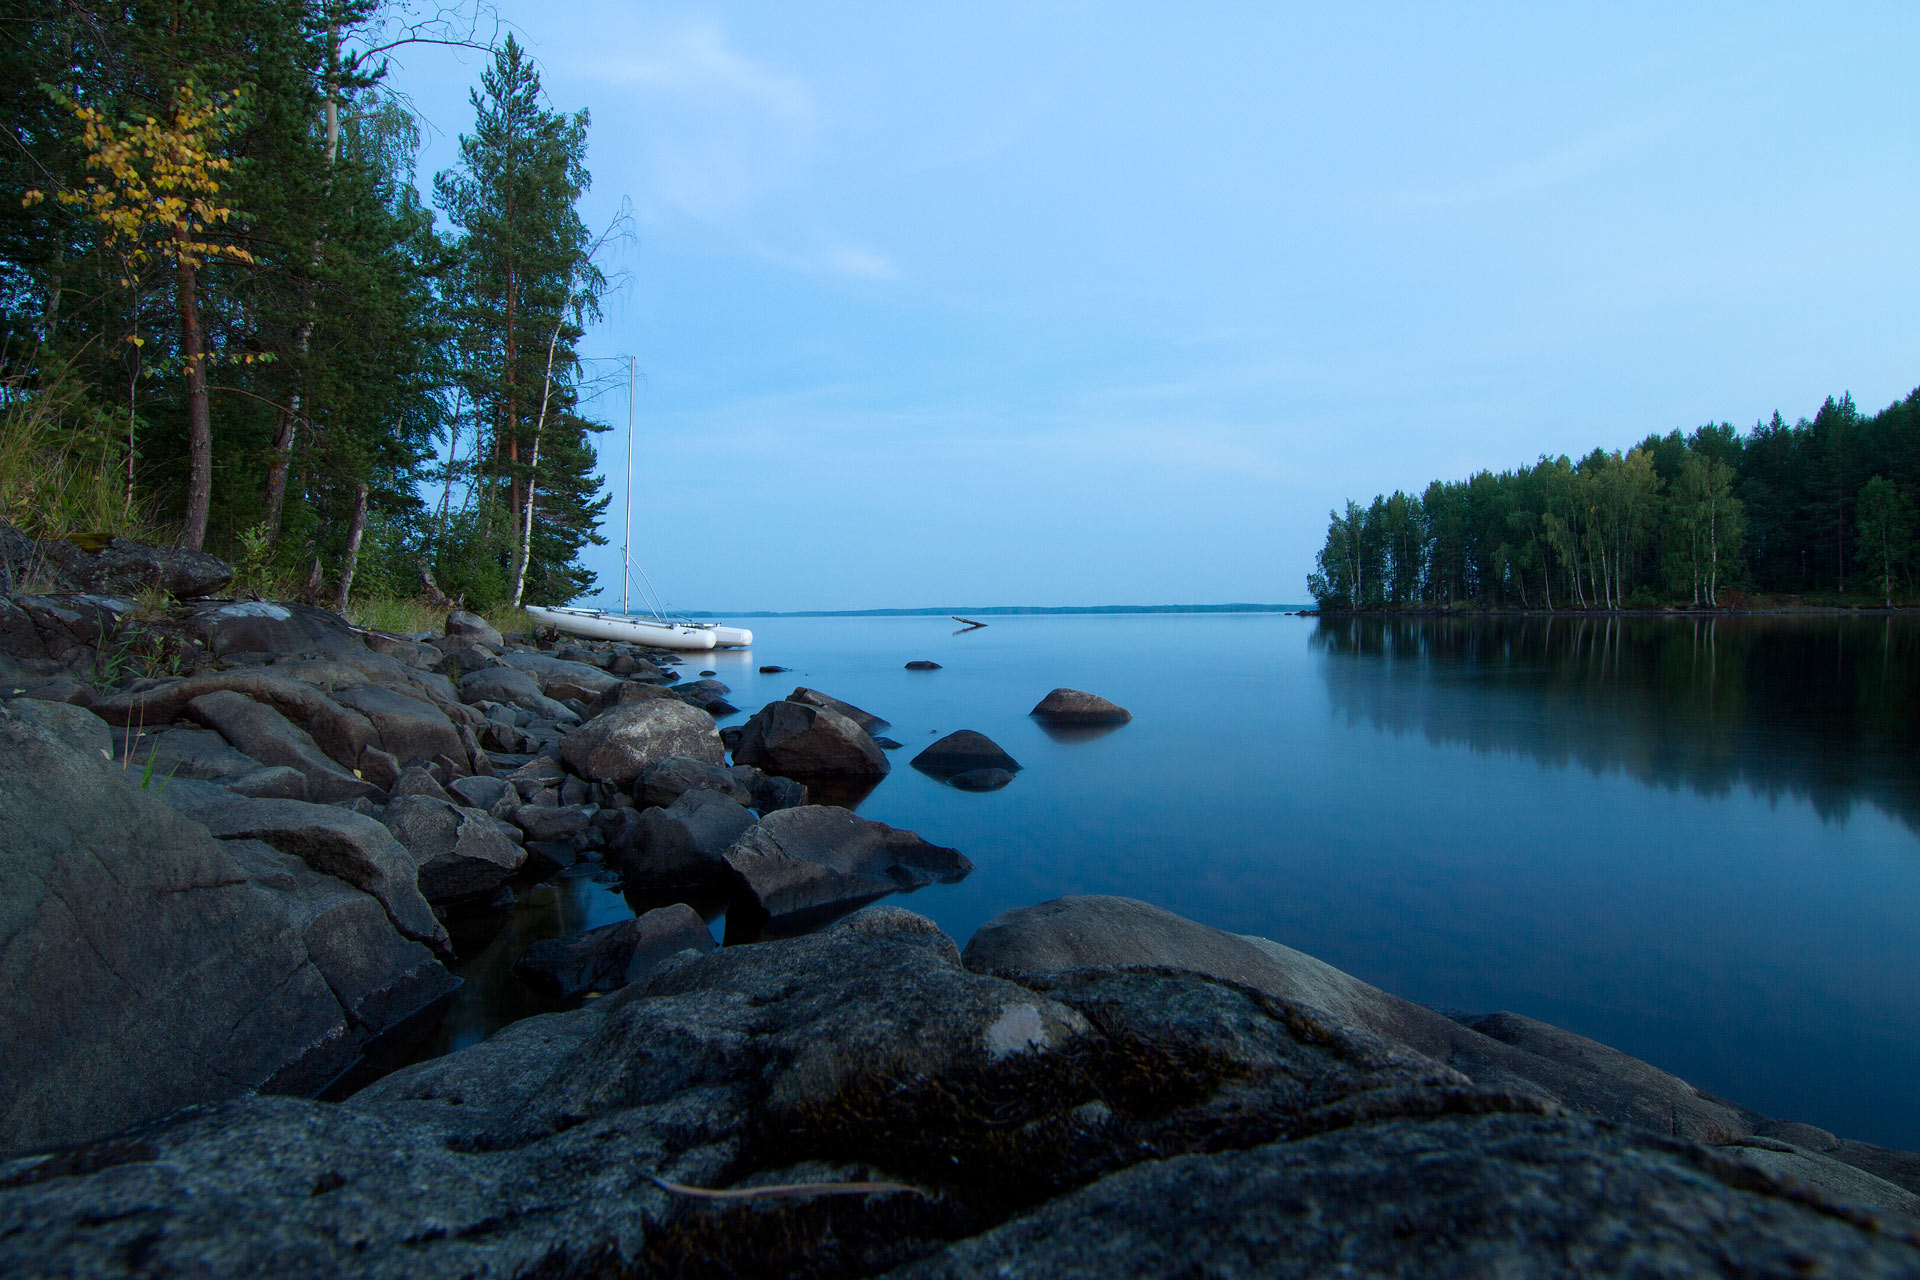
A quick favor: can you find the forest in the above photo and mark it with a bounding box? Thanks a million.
[1309,389,1920,611]
[0,1,610,619]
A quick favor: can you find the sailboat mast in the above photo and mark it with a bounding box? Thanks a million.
[622,354,634,616]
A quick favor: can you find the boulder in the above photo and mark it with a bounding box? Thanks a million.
[24,532,232,599]
[730,700,890,782]
[1029,687,1132,726]
[221,766,310,801]
[448,774,515,811]
[669,678,737,715]
[510,903,715,1000]
[0,709,452,1158]
[93,668,378,768]
[4,906,1912,1278]
[742,769,808,813]
[611,788,758,887]
[331,684,465,766]
[722,805,971,930]
[159,782,446,950]
[905,659,942,670]
[558,700,724,786]
[636,754,755,809]
[787,686,890,734]
[184,690,374,802]
[510,804,594,845]
[911,729,1021,779]
[381,794,526,902]
[184,600,363,658]
[584,678,684,718]
[443,610,502,649]
[499,651,619,703]
[962,896,1755,1147]
[456,667,575,722]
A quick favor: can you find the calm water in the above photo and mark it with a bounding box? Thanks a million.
[426,612,1920,1152]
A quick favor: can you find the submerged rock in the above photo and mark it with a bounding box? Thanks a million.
[1029,687,1132,726]
[511,903,715,999]
[911,729,1021,780]
[722,805,971,931]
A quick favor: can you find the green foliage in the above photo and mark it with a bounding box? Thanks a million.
[0,362,154,541]
[1310,387,1920,610]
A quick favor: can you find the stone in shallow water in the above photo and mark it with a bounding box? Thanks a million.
[722,805,971,931]
[911,730,1020,779]
[511,903,715,999]
[1029,687,1132,726]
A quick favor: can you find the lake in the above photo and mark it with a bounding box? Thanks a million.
[423,611,1920,1153]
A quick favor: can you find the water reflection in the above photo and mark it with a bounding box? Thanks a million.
[1313,615,1920,833]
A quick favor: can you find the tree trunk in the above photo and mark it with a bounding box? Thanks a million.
[177,244,213,551]
[261,406,298,545]
[332,482,368,614]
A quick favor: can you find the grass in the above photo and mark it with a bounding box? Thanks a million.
[345,594,532,639]
[0,364,162,545]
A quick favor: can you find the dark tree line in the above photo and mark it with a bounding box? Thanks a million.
[0,2,608,611]
[1310,389,1920,611]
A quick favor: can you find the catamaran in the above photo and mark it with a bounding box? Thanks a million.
[528,357,752,652]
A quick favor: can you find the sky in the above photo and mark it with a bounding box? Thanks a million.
[380,2,1920,612]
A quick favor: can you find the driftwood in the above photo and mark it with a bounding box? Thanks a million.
[952,616,988,630]
[418,559,462,611]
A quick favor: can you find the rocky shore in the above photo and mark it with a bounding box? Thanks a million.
[2,529,1920,1276]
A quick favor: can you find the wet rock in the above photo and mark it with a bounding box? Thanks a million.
[381,794,526,902]
[873,736,903,749]
[730,700,890,783]
[742,770,808,813]
[511,903,716,999]
[1029,687,1132,726]
[184,689,374,802]
[159,781,446,950]
[948,767,1015,792]
[637,754,756,809]
[905,659,942,670]
[0,709,452,1158]
[558,700,724,786]
[787,686,890,734]
[670,678,736,715]
[722,805,971,930]
[611,788,759,887]
[443,610,501,649]
[911,730,1021,780]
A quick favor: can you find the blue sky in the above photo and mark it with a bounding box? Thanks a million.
[387,3,1920,612]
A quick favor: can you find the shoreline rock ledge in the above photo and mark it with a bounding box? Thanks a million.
[2,891,1918,1276]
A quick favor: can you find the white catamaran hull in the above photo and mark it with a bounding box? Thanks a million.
[525,606,751,651]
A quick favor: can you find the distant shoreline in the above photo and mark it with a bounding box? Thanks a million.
[1304,604,1920,618]
[669,603,1313,619]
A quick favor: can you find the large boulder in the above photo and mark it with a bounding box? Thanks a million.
[1029,687,1132,726]
[960,896,1908,1188]
[584,678,684,718]
[911,729,1021,779]
[380,794,526,903]
[635,754,756,809]
[559,699,723,786]
[456,666,575,722]
[721,805,971,931]
[610,787,758,887]
[184,600,362,658]
[0,708,452,1159]
[730,700,890,781]
[3,906,1915,1278]
[442,610,501,650]
[787,686,890,734]
[184,690,374,802]
[25,532,232,599]
[510,903,715,999]
[332,684,465,765]
[499,651,619,703]
[160,782,446,949]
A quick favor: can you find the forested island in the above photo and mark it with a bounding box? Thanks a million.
[2,3,606,622]
[1309,390,1920,612]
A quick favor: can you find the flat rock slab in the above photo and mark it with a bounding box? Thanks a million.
[1029,687,1132,726]
[722,804,971,930]
[911,730,1021,780]
[185,689,373,802]
[0,710,451,1159]
[511,903,716,999]
[332,684,464,766]
[185,600,362,658]
[161,782,446,950]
